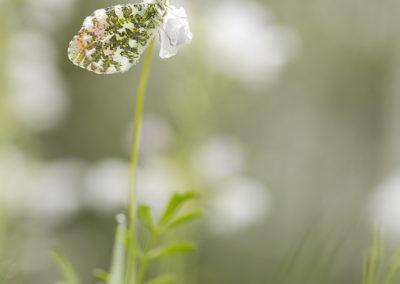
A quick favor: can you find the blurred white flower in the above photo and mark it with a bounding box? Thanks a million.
[137,157,185,218]
[159,5,193,58]
[83,157,184,217]
[369,171,400,236]
[204,1,299,84]
[0,147,37,212]
[8,31,68,131]
[25,0,77,31]
[83,159,130,212]
[0,149,83,224]
[124,115,173,157]
[192,135,245,183]
[27,159,84,224]
[208,177,271,236]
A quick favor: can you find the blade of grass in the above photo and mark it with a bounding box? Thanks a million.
[109,215,127,284]
[51,249,81,284]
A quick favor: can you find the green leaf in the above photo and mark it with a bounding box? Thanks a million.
[93,269,108,282]
[146,274,176,284]
[148,242,196,260]
[160,192,197,226]
[165,209,204,230]
[108,214,127,284]
[51,249,81,284]
[138,205,156,233]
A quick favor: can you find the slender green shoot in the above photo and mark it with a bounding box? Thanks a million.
[126,38,156,284]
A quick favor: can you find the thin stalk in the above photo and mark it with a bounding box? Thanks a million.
[126,38,156,284]
[137,234,159,284]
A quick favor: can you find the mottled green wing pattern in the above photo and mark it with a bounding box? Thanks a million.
[68,3,165,74]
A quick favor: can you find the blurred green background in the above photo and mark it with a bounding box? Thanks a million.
[1,0,400,283]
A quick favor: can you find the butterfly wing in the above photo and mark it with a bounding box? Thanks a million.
[68,3,165,74]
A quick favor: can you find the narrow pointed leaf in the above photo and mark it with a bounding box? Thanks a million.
[165,209,204,230]
[148,242,196,260]
[138,205,156,233]
[51,249,81,284]
[146,274,176,284]
[93,269,109,282]
[160,192,197,226]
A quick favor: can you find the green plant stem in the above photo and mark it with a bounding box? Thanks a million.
[126,38,156,284]
[137,234,159,284]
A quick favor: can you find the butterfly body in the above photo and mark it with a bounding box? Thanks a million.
[68,2,166,74]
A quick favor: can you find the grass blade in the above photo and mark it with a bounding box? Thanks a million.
[51,249,81,284]
[109,214,127,284]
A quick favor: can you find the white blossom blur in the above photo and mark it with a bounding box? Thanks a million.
[208,177,270,236]
[82,157,184,217]
[137,157,186,217]
[204,1,300,85]
[124,115,173,158]
[192,136,245,183]
[25,0,77,32]
[0,148,83,224]
[0,147,37,213]
[83,159,130,213]
[369,171,400,236]
[8,31,68,131]
[27,159,84,224]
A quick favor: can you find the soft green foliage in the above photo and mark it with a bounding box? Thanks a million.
[136,192,202,284]
[159,192,197,226]
[53,192,202,284]
[363,231,400,284]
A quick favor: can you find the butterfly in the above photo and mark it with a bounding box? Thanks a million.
[68,1,168,74]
